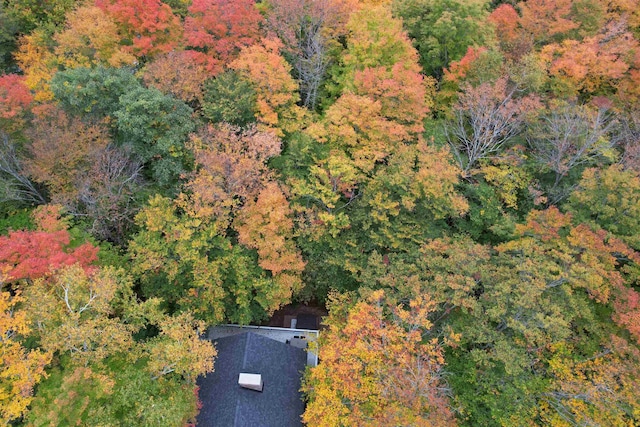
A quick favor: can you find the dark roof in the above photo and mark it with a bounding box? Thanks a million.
[196,332,307,427]
[295,314,318,330]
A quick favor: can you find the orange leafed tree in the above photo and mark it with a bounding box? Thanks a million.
[442,46,489,86]
[487,4,533,59]
[235,182,305,299]
[183,0,262,75]
[488,4,519,44]
[540,21,639,96]
[142,50,209,104]
[95,0,181,58]
[353,62,432,138]
[184,124,281,226]
[518,0,579,43]
[231,38,306,136]
[15,30,56,102]
[302,290,458,427]
[25,106,111,207]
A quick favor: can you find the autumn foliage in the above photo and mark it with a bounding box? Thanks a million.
[142,51,208,104]
[231,38,306,136]
[303,290,457,426]
[0,206,98,283]
[96,0,181,58]
[265,0,357,107]
[0,74,32,130]
[236,182,305,291]
[183,0,262,74]
[185,124,281,223]
[0,291,52,423]
[53,5,136,69]
[3,0,640,425]
[25,106,111,205]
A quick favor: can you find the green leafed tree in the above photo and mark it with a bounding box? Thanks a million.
[14,260,215,426]
[392,0,492,78]
[114,87,195,189]
[567,164,640,250]
[51,66,141,120]
[25,355,207,427]
[129,123,302,324]
[129,194,292,325]
[201,70,257,126]
[330,3,423,98]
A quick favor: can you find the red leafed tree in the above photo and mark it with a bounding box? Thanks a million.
[614,287,640,344]
[183,0,262,75]
[488,4,519,44]
[0,74,33,131]
[353,62,432,138]
[0,205,98,283]
[95,0,181,58]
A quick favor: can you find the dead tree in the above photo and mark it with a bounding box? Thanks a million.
[527,102,617,204]
[447,77,540,176]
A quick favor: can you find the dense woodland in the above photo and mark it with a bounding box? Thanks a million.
[1,0,639,425]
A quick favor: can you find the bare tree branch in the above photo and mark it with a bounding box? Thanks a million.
[527,102,618,204]
[446,77,540,176]
[0,131,46,205]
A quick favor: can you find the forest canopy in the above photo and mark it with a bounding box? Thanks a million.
[1,0,640,425]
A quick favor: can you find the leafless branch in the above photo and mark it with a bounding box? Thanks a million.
[446,77,540,176]
[527,103,617,203]
[0,131,47,205]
